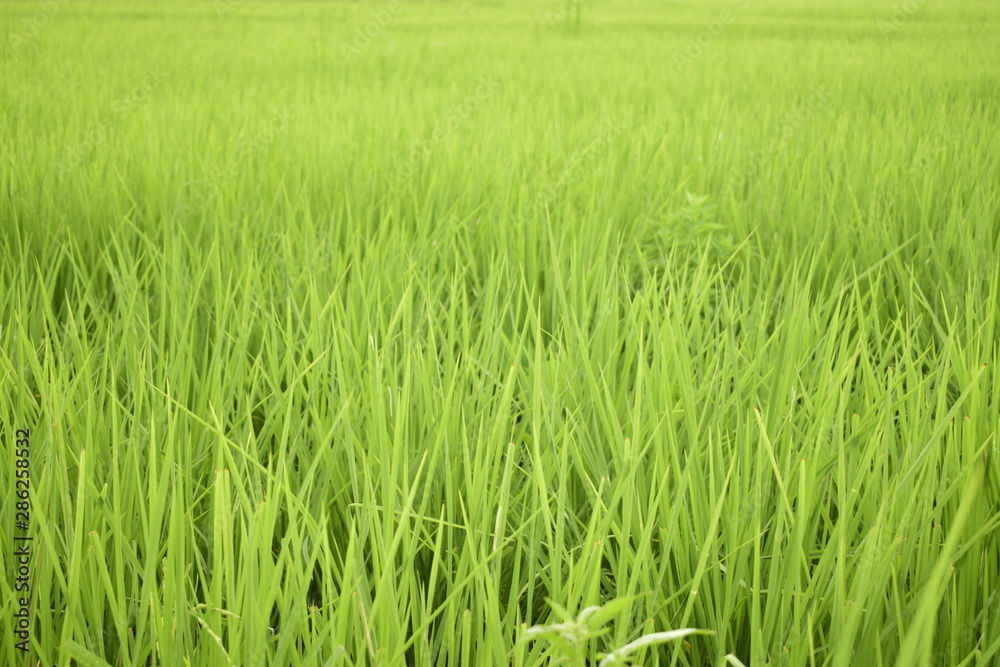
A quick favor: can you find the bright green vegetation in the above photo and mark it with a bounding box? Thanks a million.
[2,0,999,665]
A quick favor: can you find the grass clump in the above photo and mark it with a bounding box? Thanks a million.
[1,0,998,665]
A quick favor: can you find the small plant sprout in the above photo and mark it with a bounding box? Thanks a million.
[521,598,712,666]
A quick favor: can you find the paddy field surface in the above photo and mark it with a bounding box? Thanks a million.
[1,0,999,664]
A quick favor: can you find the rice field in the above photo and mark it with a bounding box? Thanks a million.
[1,0,999,665]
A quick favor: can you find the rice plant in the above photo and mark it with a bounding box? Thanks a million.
[1,0,998,665]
